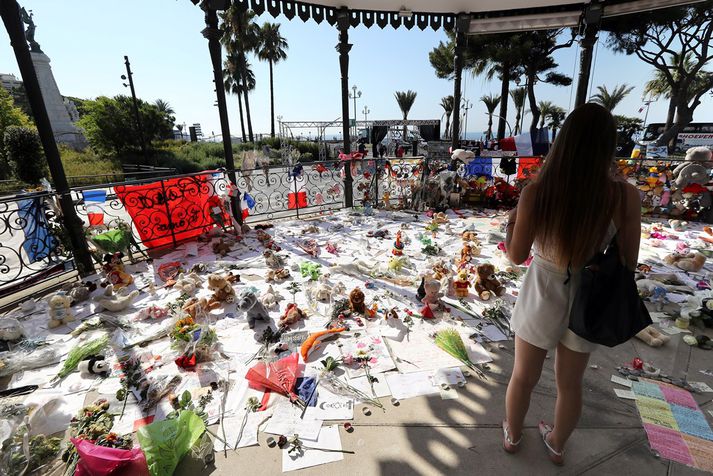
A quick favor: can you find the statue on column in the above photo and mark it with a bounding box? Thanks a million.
[20,7,43,53]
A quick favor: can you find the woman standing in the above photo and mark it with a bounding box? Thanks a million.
[502,103,641,465]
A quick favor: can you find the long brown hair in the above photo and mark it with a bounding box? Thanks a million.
[531,103,618,268]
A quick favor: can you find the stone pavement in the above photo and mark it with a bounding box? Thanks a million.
[178,328,713,476]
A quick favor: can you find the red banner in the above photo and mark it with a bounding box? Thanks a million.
[517,157,542,180]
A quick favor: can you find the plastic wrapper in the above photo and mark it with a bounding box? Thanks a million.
[72,438,149,476]
[0,404,28,446]
[0,419,62,476]
[0,346,60,377]
[136,411,205,476]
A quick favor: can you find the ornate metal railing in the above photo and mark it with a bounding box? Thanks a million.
[0,191,74,296]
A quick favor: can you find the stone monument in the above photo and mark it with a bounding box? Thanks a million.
[21,7,84,147]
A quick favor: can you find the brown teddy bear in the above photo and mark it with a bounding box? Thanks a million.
[212,238,232,257]
[280,303,307,328]
[349,287,366,314]
[461,231,478,242]
[474,263,505,301]
[207,273,236,304]
[663,252,706,272]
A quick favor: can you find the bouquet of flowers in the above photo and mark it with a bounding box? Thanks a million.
[170,317,218,369]
[61,399,122,475]
[318,357,384,411]
[0,423,62,476]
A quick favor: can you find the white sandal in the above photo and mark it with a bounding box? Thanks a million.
[538,421,564,466]
[502,420,522,454]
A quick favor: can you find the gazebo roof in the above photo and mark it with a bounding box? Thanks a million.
[231,0,703,32]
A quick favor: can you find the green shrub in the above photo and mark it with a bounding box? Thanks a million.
[4,125,46,184]
[60,145,122,178]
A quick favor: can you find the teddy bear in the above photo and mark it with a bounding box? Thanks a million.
[61,281,97,305]
[453,269,470,298]
[349,287,366,314]
[280,303,306,328]
[78,355,110,378]
[474,263,506,301]
[635,326,671,347]
[259,285,284,310]
[181,297,219,320]
[420,278,443,318]
[48,292,75,328]
[309,278,332,304]
[461,230,479,243]
[459,242,480,265]
[172,272,203,294]
[207,273,236,304]
[266,267,290,282]
[212,238,232,257]
[263,249,287,269]
[236,289,270,329]
[672,146,712,189]
[102,252,133,289]
[664,252,706,273]
[95,284,140,312]
[669,219,688,232]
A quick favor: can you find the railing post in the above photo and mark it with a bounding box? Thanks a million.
[373,159,379,208]
[293,175,300,220]
[159,179,177,249]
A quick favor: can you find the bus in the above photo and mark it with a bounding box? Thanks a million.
[641,122,713,152]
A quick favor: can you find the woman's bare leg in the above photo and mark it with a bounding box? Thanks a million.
[505,336,548,441]
[548,343,590,452]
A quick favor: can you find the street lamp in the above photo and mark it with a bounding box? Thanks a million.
[462,99,473,142]
[349,85,361,138]
[362,105,370,122]
[489,113,512,137]
[121,56,149,165]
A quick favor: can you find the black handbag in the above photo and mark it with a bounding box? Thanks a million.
[568,188,652,347]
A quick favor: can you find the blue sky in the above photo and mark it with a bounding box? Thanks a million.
[1,0,711,140]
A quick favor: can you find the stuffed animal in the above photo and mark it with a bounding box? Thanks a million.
[263,249,286,269]
[260,285,284,310]
[309,280,332,304]
[266,267,290,282]
[61,281,97,305]
[96,284,140,312]
[669,219,688,232]
[78,355,110,378]
[451,148,475,162]
[181,298,219,320]
[474,264,506,300]
[102,252,133,289]
[672,146,712,188]
[461,231,478,242]
[136,304,170,320]
[280,303,307,328]
[421,278,443,318]
[459,242,480,265]
[349,287,366,314]
[453,270,470,298]
[664,252,706,272]
[635,326,671,347]
[172,273,203,294]
[212,238,232,257]
[392,231,405,256]
[237,289,270,329]
[48,292,74,328]
[0,318,24,341]
[207,273,236,304]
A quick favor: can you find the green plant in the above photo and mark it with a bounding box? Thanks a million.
[4,125,46,185]
[0,87,31,180]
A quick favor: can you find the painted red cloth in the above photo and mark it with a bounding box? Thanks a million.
[288,191,308,209]
[517,157,542,179]
[114,172,222,249]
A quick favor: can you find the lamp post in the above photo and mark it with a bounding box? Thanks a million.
[462,98,472,142]
[122,56,150,165]
[362,105,370,122]
[490,113,512,137]
[349,85,361,139]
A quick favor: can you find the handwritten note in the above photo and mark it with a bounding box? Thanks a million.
[263,402,323,441]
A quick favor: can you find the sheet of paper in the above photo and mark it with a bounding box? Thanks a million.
[213,410,272,451]
[305,385,354,420]
[347,373,392,399]
[339,334,396,378]
[263,402,323,441]
[282,424,344,473]
[660,326,691,335]
[611,375,633,388]
[432,368,466,387]
[689,381,713,393]
[614,389,637,400]
[385,371,439,400]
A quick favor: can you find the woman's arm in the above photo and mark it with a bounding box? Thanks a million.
[506,184,536,265]
[619,183,642,269]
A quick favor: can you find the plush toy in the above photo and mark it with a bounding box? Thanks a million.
[299,239,320,257]
[349,287,366,314]
[237,289,270,329]
[172,272,203,294]
[392,231,405,256]
[453,270,470,298]
[48,292,75,328]
[459,242,480,265]
[96,284,140,312]
[0,318,24,341]
[266,267,290,282]
[669,219,688,232]
[432,212,449,224]
[635,326,671,347]
[420,278,443,318]
[474,264,506,300]
[300,262,322,281]
[102,252,133,289]
[181,298,219,320]
[260,285,284,310]
[263,249,286,269]
[451,148,475,162]
[672,146,712,188]
[308,279,332,304]
[61,281,97,305]
[212,238,232,257]
[78,355,110,378]
[280,303,307,328]
[462,230,479,242]
[664,252,706,272]
[207,273,236,304]
[136,304,170,320]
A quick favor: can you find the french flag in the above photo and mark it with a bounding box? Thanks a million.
[82,190,106,226]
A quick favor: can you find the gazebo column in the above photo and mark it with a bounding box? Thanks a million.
[336,7,354,207]
[574,4,602,108]
[200,0,242,223]
[1,0,93,275]
[450,14,469,150]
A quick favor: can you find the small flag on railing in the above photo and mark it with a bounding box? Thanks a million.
[241,192,256,219]
[82,190,106,226]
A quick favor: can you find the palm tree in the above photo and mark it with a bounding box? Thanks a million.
[537,101,556,129]
[590,84,635,112]
[440,95,454,139]
[221,6,260,142]
[223,53,255,143]
[547,106,566,141]
[509,87,526,135]
[394,90,417,140]
[154,99,174,116]
[480,93,500,141]
[256,22,288,138]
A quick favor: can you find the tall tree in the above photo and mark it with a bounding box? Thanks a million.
[223,52,255,143]
[256,22,288,138]
[394,90,417,140]
[546,105,566,141]
[604,3,713,146]
[509,87,526,135]
[590,84,635,112]
[481,93,501,141]
[0,87,31,178]
[536,101,556,129]
[221,6,260,142]
[154,99,175,128]
[440,95,454,140]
